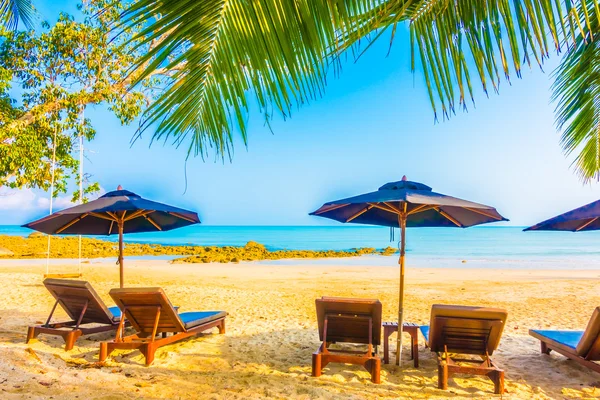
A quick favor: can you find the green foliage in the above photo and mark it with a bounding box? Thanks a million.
[120,0,370,159]
[120,0,600,181]
[0,1,147,198]
[553,3,600,182]
[399,0,600,179]
[0,0,36,29]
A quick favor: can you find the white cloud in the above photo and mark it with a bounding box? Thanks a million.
[0,188,38,210]
[36,195,76,211]
[0,186,105,212]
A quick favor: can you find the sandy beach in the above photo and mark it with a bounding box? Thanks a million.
[1,260,600,399]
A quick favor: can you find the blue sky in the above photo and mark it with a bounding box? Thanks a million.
[2,1,600,226]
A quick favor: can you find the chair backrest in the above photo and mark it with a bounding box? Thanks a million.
[428,304,507,356]
[43,278,115,324]
[109,287,185,334]
[576,307,600,358]
[315,297,382,346]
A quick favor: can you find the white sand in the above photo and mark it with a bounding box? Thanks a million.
[1,260,600,399]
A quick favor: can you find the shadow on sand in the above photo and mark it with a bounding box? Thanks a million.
[3,316,600,398]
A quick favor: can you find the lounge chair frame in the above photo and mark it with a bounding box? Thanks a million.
[26,279,123,351]
[425,308,506,394]
[312,297,381,383]
[99,289,226,366]
[529,330,600,373]
[437,344,504,394]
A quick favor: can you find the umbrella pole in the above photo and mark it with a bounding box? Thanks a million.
[396,212,407,366]
[118,220,124,288]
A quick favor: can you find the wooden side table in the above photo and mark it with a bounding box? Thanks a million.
[383,322,419,367]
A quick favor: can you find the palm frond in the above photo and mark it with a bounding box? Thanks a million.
[0,0,36,29]
[121,0,600,183]
[120,0,380,159]
[390,0,579,119]
[552,2,600,182]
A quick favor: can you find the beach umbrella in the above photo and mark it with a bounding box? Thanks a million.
[309,176,507,365]
[23,186,200,288]
[525,199,600,232]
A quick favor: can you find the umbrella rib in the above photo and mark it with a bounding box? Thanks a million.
[464,207,503,221]
[434,207,463,227]
[313,203,350,215]
[383,202,404,214]
[368,203,400,215]
[108,220,114,235]
[576,217,598,231]
[167,211,197,223]
[346,205,373,222]
[106,211,119,221]
[124,210,153,222]
[56,213,89,234]
[89,212,117,222]
[144,214,162,231]
[407,204,435,215]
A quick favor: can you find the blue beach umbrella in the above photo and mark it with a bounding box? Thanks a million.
[23,186,200,287]
[525,199,600,232]
[310,176,507,365]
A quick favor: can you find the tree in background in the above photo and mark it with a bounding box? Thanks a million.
[0,0,168,199]
[120,0,600,181]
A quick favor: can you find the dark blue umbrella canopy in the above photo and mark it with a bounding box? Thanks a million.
[525,199,600,232]
[23,188,200,235]
[24,187,200,288]
[310,178,507,227]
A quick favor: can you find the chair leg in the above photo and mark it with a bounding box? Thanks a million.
[144,343,157,366]
[370,358,381,384]
[218,319,226,334]
[383,328,390,364]
[490,369,504,394]
[26,327,39,344]
[541,341,551,355]
[99,342,110,362]
[409,329,419,368]
[312,352,322,377]
[64,330,82,351]
[438,363,449,390]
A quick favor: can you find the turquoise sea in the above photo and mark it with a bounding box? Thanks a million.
[1,225,600,269]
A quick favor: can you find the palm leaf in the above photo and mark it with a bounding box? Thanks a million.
[0,0,36,29]
[121,0,600,183]
[120,0,379,159]
[552,1,600,182]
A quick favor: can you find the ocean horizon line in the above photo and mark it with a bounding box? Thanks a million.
[1,224,527,229]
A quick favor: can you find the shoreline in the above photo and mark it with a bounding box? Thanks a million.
[3,258,600,278]
[3,254,600,271]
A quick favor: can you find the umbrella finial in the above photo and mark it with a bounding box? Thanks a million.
[401,175,407,181]
[117,185,123,190]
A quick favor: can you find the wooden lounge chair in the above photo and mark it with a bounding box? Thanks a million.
[99,287,227,366]
[312,296,382,383]
[27,278,125,351]
[419,304,507,394]
[529,307,600,374]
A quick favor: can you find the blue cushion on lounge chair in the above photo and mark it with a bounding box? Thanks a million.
[420,325,429,343]
[108,306,121,319]
[531,330,584,350]
[179,311,227,330]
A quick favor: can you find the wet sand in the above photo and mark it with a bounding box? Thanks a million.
[1,260,600,399]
